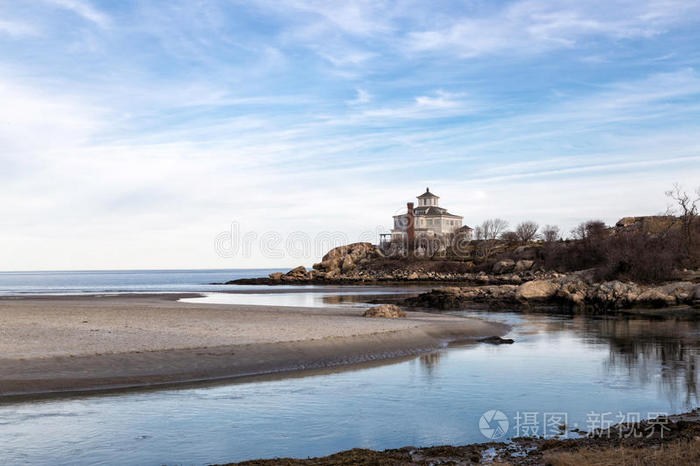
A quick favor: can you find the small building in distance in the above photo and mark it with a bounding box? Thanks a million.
[388,188,472,246]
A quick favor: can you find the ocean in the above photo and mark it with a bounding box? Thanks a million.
[0,268,284,295]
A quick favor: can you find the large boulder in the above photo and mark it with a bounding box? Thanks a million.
[492,259,515,274]
[268,272,284,281]
[556,278,587,305]
[284,265,309,280]
[515,260,534,272]
[313,242,381,274]
[363,304,407,318]
[515,280,558,302]
[586,281,640,309]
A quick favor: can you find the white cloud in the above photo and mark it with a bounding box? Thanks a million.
[407,0,700,58]
[42,0,110,28]
[0,19,38,37]
[415,90,464,109]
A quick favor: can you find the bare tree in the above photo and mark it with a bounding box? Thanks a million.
[542,225,561,242]
[514,221,539,243]
[475,218,509,260]
[480,218,509,240]
[571,220,607,240]
[666,183,700,259]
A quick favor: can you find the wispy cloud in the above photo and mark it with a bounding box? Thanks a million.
[0,19,38,37]
[0,0,699,269]
[42,0,111,28]
[407,0,700,58]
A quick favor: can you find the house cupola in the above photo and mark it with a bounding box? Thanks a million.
[417,187,439,207]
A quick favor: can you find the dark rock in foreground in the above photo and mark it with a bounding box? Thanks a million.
[478,336,515,344]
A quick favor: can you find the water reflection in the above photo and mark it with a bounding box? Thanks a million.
[594,318,700,407]
[452,309,700,409]
[418,351,443,378]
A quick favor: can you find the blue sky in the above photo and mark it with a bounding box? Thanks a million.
[1,0,699,270]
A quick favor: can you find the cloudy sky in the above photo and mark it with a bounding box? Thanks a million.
[1,0,699,270]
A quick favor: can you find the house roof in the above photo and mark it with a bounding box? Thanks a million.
[413,205,462,218]
[417,187,439,199]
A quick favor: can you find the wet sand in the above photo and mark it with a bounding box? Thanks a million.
[0,294,509,397]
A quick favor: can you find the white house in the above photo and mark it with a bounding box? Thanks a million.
[390,188,470,243]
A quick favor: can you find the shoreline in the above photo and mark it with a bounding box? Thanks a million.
[0,294,509,399]
[228,410,700,465]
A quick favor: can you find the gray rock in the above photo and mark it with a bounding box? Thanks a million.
[515,280,558,301]
[515,260,534,272]
[492,259,515,274]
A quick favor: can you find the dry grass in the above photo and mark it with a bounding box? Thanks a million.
[544,438,700,466]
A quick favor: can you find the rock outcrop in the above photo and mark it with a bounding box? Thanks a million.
[363,304,407,318]
[406,285,519,309]
[408,279,700,312]
[313,242,382,276]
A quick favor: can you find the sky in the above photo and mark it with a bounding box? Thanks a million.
[1,0,699,270]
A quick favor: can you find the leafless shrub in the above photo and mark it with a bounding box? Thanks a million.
[474,218,509,261]
[595,228,681,283]
[542,225,561,242]
[514,221,539,243]
[666,183,700,264]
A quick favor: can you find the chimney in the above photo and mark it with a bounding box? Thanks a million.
[406,202,415,252]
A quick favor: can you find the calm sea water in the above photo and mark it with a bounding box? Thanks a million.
[0,269,284,295]
[0,271,699,465]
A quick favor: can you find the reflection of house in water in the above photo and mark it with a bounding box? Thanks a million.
[418,351,443,377]
[380,188,473,255]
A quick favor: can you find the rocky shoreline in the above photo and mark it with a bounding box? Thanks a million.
[224,243,559,286]
[224,410,700,465]
[406,274,700,313]
[225,242,700,315]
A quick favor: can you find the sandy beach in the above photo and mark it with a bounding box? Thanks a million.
[0,294,508,397]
